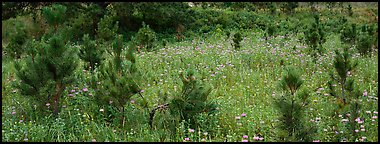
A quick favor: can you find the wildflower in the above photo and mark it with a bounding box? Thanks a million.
[355,129,359,132]
[24,138,28,141]
[253,136,260,140]
[12,111,16,115]
[360,125,365,129]
[189,129,195,133]
[323,129,328,132]
[258,137,264,141]
[89,93,93,96]
[361,137,366,140]
[241,113,247,117]
[341,119,349,122]
[366,111,371,114]
[242,139,248,142]
[130,100,135,104]
[71,89,75,93]
[113,130,116,133]
[100,109,104,112]
[203,132,208,136]
[109,100,113,104]
[360,129,365,132]
[83,88,88,92]
[184,137,190,141]
[92,139,96,142]
[46,103,50,107]
[338,115,342,118]
[374,111,378,114]
[316,117,321,121]
[235,116,241,120]
[243,135,248,139]
[346,113,351,117]
[313,140,320,142]
[140,90,145,93]
[363,91,368,96]
[68,94,74,97]
[372,116,378,119]
[335,131,339,134]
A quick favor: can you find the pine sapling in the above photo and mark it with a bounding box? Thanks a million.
[274,66,315,142]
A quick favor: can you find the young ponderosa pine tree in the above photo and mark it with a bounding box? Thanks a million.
[15,34,78,117]
[5,19,28,59]
[340,23,357,46]
[149,69,218,131]
[305,14,326,61]
[79,34,104,72]
[274,66,315,142]
[233,32,243,50]
[327,45,361,142]
[42,4,67,32]
[96,34,146,126]
[134,22,157,52]
[328,45,357,106]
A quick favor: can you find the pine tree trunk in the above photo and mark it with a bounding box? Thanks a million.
[53,82,63,116]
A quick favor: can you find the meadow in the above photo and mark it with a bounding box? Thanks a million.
[2,2,378,142]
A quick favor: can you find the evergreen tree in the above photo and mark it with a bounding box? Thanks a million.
[79,34,104,72]
[14,34,78,116]
[233,32,243,50]
[328,45,357,106]
[133,22,157,52]
[96,34,146,125]
[42,4,67,32]
[149,69,218,130]
[305,14,326,61]
[327,45,360,142]
[274,66,315,142]
[5,19,28,59]
[340,23,357,46]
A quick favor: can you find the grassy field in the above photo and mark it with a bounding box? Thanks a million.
[2,3,378,142]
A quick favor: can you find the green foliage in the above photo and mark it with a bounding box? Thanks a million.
[134,22,157,52]
[275,66,315,142]
[340,23,357,45]
[96,35,144,113]
[42,4,67,29]
[356,31,375,57]
[79,34,104,72]
[14,34,78,116]
[281,2,299,14]
[328,45,357,105]
[232,32,243,50]
[3,18,28,59]
[97,8,119,43]
[170,69,218,128]
[347,4,353,17]
[304,14,327,60]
